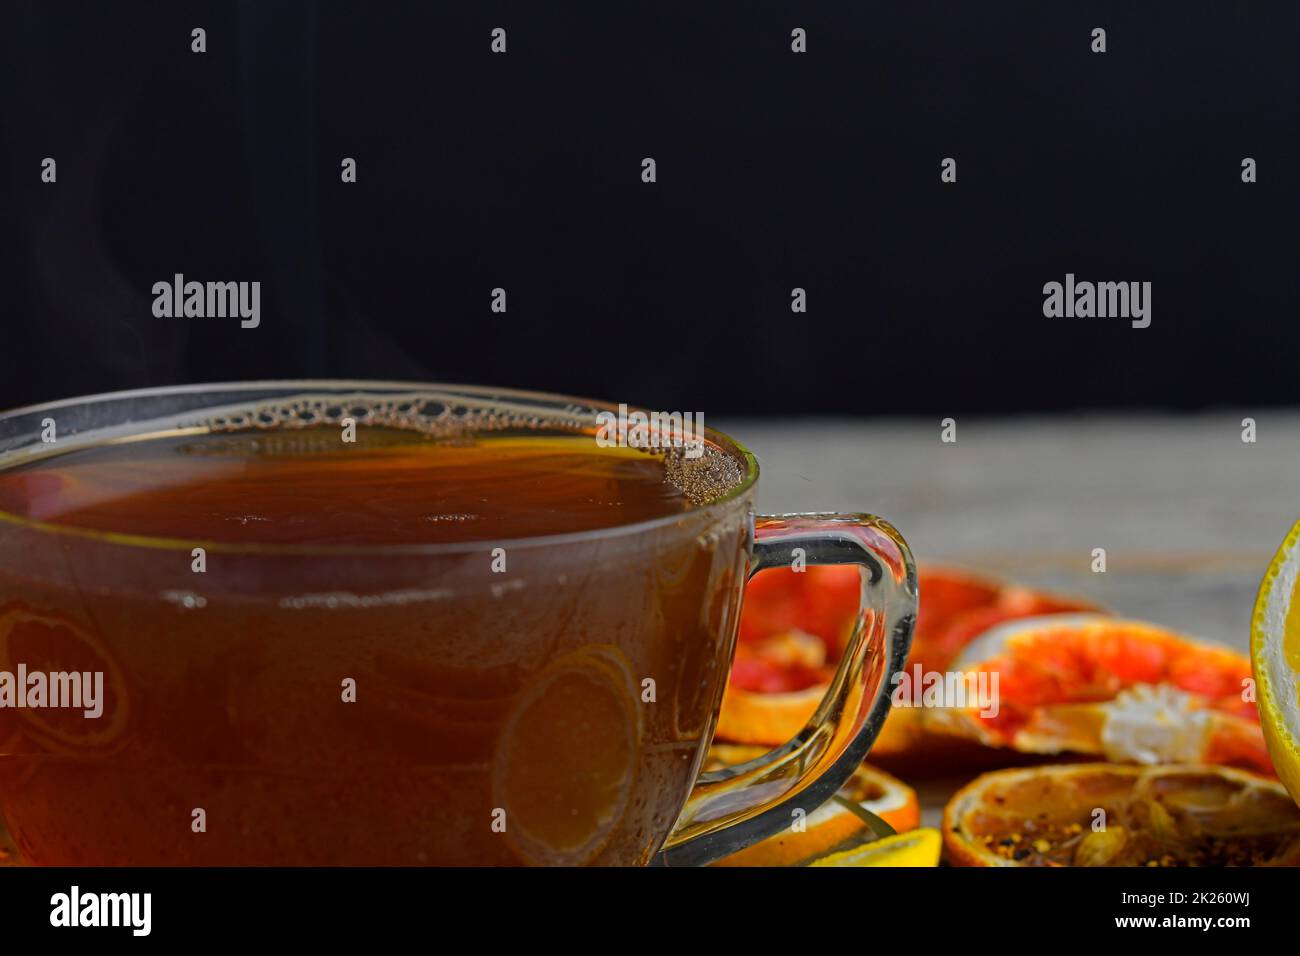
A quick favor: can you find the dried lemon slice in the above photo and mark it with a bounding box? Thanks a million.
[491,646,640,865]
[0,604,128,753]
[944,763,1300,867]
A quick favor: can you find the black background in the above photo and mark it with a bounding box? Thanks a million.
[2,1,1297,416]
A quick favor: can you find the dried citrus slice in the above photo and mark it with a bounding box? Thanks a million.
[927,614,1270,773]
[491,646,640,865]
[715,681,825,748]
[944,762,1300,866]
[891,572,1101,755]
[808,828,941,867]
[0,814,19,867]
[0,604,128,753]
[0,704,18,755]
[918,580,1103,673]
[1252,519,1300,806]
[716,566,1098,752]
[706,744,919,866]
[736,565,861,665]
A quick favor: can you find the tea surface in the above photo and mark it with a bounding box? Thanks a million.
[0,427,702,546]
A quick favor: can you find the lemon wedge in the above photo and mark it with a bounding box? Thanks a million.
[1251,519,1300,806]
[807,827,941,867]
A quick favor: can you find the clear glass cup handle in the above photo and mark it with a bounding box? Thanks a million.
[656,513,917,866]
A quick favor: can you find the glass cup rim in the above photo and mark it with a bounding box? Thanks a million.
[0,379,760,557]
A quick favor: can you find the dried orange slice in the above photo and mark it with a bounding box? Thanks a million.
[881,569,1098,757]
[0,604,128,753]
[707,745,919,866]
[715,682,826,748]
[944,762,1300,866]
[736,565,861,669]
[1251,519,1300,806]
[717,566,1098,752]
[491,646,640,865]
[927,614,1271,773]
[917,577,1103,673]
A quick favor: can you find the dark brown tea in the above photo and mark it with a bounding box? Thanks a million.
[0,428,703,545]
[0,420,751,865]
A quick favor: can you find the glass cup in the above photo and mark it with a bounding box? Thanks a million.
[0,382,916,865]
